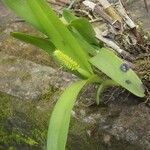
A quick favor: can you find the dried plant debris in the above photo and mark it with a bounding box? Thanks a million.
[134,37,150,95]
[70,0,150,99]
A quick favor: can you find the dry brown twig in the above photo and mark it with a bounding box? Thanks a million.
[115,0,136,29]
[94,27,135,61]
[83,1,122,31]
[83,0,135,61]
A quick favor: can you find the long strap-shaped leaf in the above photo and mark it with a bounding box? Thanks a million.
[47,80,87,150]
[11,32,55,54]
[47,74,102,150]
[3,0,44,33]
[27,0,93,74]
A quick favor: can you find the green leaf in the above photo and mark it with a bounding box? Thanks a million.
[71,29,97,56]
[63,10,100,46]
[47,75,101,150]
[27,0,93,74]
[90,48,145,97]
[11,32,55,54]
[62,9,77,24]
[62,11,99,55]
[70,18,98,45]
[47,80,87,150]
[2,0,44,33]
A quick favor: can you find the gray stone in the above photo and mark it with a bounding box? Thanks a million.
[0,0,57,67]
[1,71,150,150]
[126,0,150,31]
[0,52,75,100]
[67,93,150,150]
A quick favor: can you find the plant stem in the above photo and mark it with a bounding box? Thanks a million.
[96,79,120,105]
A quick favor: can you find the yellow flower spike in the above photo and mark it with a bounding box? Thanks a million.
[54,50,80,71]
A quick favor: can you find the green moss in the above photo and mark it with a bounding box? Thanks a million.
[8,147,17,150]
[0,93,12,119]
[0,129,38,146]
[0,81,58,149]
[0,92,52,149]
[40,85,57,101]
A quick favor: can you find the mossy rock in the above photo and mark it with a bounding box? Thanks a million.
[0,91,53,150]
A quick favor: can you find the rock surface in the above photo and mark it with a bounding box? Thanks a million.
[0,52,150,150]
[0,0,56,67]
[68,95,150,150]
[126,0,150,31]
[0,52,75,100]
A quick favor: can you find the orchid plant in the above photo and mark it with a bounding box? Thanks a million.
[3,0,145,150]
